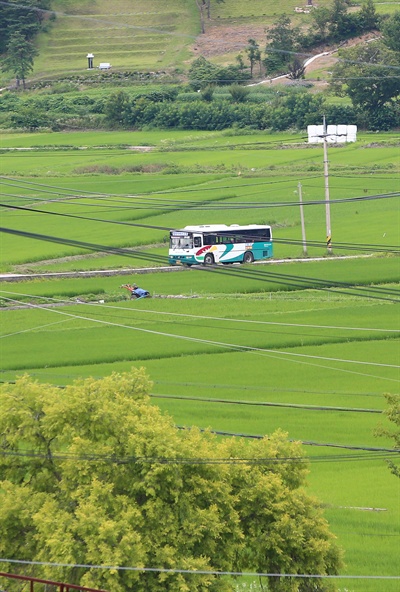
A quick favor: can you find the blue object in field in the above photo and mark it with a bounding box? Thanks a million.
[132,287,150,299]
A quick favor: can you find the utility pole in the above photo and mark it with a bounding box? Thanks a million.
[323,115,332,254]
[298,182,308,256]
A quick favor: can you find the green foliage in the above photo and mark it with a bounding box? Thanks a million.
[188,56,250,90]
[0,0,51,53]
[245,39,262,77]
[0,372,342,591]
[264,16,300,75]
[200,84,216,102]
[189,56,219,90]
[375,393,400,478]
[2,31,38,88]
[330,40,400,125]
[10,104,52,130]
[358,0,379,32]
[228,84,250,102]
[381,11,400,52]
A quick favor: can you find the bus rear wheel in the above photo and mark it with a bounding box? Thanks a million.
[203,253,215,266]
[243,251,254,264]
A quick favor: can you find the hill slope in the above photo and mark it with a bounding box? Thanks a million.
[32,0,199,77]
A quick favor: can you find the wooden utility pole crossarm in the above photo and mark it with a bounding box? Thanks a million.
[0,572,108,592]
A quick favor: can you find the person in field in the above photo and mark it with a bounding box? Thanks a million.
[121,283,151,299]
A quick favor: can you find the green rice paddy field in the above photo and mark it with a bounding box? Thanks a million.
[0,130,399,590]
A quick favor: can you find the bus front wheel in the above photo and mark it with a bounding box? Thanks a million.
[243,251,254,264]
[203,253,215,266]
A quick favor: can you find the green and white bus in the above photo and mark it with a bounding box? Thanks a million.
[168,224,273,266]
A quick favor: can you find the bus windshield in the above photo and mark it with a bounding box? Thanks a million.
[170,232,193,250]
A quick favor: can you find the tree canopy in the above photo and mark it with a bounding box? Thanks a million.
[0,0,51,53]
[330,41,400,110]
[0,371,342,592]
[2,31,38,88]
[375,393,400,478]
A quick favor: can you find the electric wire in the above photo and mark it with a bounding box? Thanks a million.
[2,173,399,203]
[0,373,386,399]
[1,229,399,305]
[1,295,399,383]
[0,448,397,465]
[151,393,382,413]
[0,558,399,580]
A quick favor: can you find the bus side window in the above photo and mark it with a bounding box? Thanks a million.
[194,237,202,248]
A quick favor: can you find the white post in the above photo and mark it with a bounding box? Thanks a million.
[323,116,332,254]
[298,182,308,256]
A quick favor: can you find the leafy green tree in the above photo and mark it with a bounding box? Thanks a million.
[330,41,400,113]
[200,84,215,101]
[311,6,331,41]
[10,104,51,129]
[375,394,400,478]
[382,11,400,52]
[188,57,249,90]
[2,31,38,89]
[104,90,132,126]
[328,0,357,40]
[357,0,379,32]
[264,16,300,75]
[188,56,219,89]
[228,84,250,102]
[245,38,262,77]
[0,371,342,592]
[0,0,51,53]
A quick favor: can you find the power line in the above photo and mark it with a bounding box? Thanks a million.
[1,230,399,304]
[0,558,399,580]
[151,393,382,414]
[0,449,397,465]
[1,294,399,383]
[0,374,385,399]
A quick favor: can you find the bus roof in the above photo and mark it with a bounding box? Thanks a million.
[180,224,271,232]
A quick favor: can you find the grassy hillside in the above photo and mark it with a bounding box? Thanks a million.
[1,0,395,85]
[2,0,199,83]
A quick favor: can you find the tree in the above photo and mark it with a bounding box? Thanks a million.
[375,394,400,478]
[311,6,331,41]
[228,83,250,102]
[188,55,219,89]
[0,0,51,53]
[328,0,357,40]
[0,371,342,592]
[264,16,300,75]
[245,38,262,77]
[2,31,38,89]
[288,57,306,80]
[357,0,379,32]
[381,11,400,52]
[330,40,400,113]
[104,90,132,126]
[200,84,215,101]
